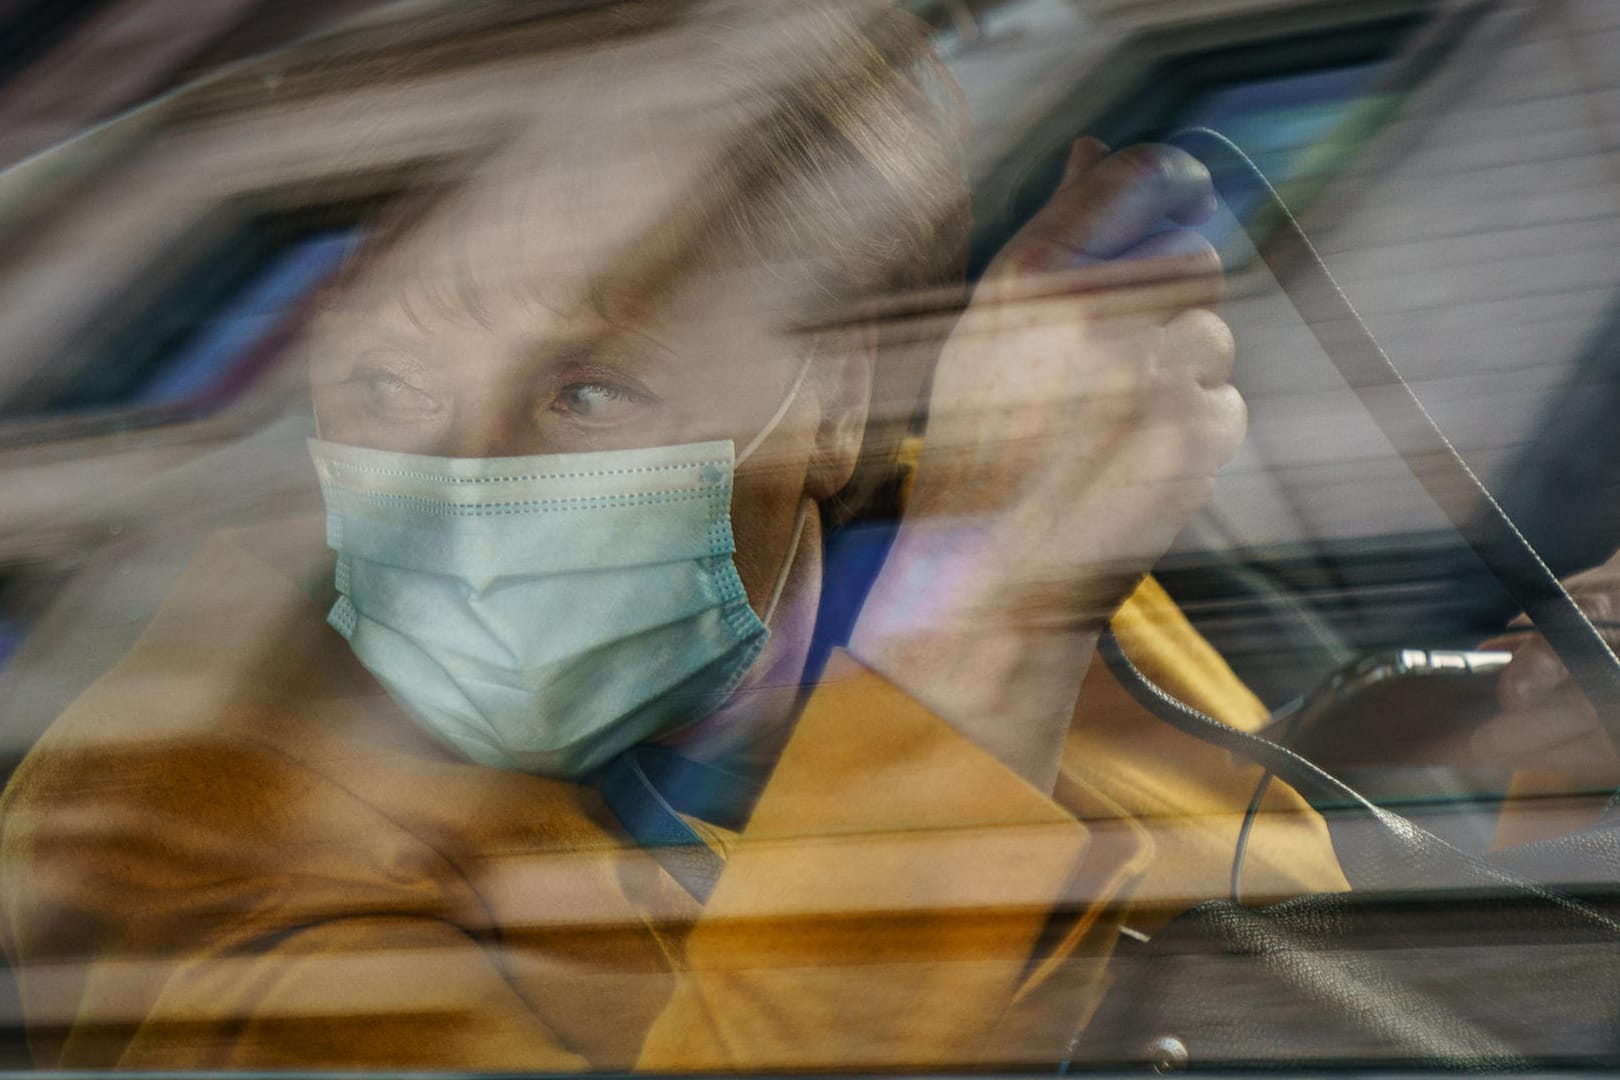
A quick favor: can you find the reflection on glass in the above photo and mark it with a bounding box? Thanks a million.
[1174,62,1386,184]
[0,612,23,672]
[1168,60,1393,259]
[130,229,355,408]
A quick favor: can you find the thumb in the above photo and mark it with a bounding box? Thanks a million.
[1057,137,1111,189]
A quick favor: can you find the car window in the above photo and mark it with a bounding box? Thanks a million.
[1,0,1618,1074]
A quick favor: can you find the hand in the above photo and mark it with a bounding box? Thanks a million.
[1469,548,1620,787]
[849,139,1245,789]
[909,138,1240,627]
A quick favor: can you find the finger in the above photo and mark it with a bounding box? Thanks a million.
[1471,681,1609,772]
[1496,632,1569,711]
[1057,136,1111,188]
[1561,558,1620,595]
[1076,371,1247,482]
[1160,307,1235,388]
[971,267,1223,332]
[1194,381,1248,464]
[1043,159,1211,270]
[1576,581,1619,623]
[1114,226,1220,266]
[1109,228,1224,304]
[1494,589,1620,710]
[1069,145,1219,255]
[995,143,1217,277]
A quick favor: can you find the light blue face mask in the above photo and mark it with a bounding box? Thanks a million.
[309,367,810,777]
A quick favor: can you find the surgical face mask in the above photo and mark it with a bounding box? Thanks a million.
[310,363,810,777]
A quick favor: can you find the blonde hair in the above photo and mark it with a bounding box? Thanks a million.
[327,0,970,521]
[643,0,972,523]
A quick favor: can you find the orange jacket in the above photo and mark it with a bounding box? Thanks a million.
[0,524,1344,1071]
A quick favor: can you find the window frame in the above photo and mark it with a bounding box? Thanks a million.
[965,0,1440,276]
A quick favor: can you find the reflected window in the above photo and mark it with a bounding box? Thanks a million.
[127,230,354,409]
[972,13,1429,275]
[32,222,357,423]
[0,612,23,671]
[1168,59,1393,256]
[1171,61,1387,186]
[0,569,56,679]
[0,0,119,92]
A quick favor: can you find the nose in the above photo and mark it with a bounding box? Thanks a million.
[442,379,544,459]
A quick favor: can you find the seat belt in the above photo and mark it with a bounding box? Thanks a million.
[1162,127,1620,739]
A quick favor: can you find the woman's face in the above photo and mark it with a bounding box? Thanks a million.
[307,134,870,615]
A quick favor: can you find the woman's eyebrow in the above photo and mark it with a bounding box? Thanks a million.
[579,272,688,364]
[518,332,597,372]
[585,265,655,330]
[351,328,447,377]
[519,324,678,388]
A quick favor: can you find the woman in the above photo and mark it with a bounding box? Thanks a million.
[0,0,1345,1069]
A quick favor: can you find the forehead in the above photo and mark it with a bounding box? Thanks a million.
[330,1,903,347]
[361,4,867,317]
[380,99,747,312]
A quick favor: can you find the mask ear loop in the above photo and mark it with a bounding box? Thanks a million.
[762,496,812,628]
[733,354,815,629]
[735,356,813,467]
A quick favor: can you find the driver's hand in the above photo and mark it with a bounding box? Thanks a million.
[895,137,1242,630]
[849,138,1243,789]
[1470,548,1620,786]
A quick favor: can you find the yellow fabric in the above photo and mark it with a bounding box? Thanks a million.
[1113,575,1268,728]
[1085,578,1349,922]
[0,526,1344,1070]
[1491,770,1612,849]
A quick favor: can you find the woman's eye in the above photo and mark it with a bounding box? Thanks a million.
[353,367,442,421]
[552,381,653,423]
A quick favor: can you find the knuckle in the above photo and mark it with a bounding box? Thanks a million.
[1165,307,1237,382]
[1200,384,1248,459]
[1177,231,1223,276]
[1106,143,1213,198]
[1168,144,1215,190]
[1184,306,1233,345]
[1222,386,1249,446]
[1208,316,1238,373]
[1106,143,1173,188]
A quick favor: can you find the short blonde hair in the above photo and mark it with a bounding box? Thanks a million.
[327,0,970,521]
[672,0,972,523]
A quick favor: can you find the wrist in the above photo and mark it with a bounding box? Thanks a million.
[847,517,1105,791]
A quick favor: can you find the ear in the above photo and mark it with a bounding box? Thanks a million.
[805,329,873,502]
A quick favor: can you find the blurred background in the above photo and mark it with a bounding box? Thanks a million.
[0,0,1616,1067]
[0,0,1615,863]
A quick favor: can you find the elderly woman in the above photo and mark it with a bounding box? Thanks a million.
[0,0,1346,1070]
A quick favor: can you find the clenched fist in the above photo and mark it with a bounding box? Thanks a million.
[850,139,1246,789]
